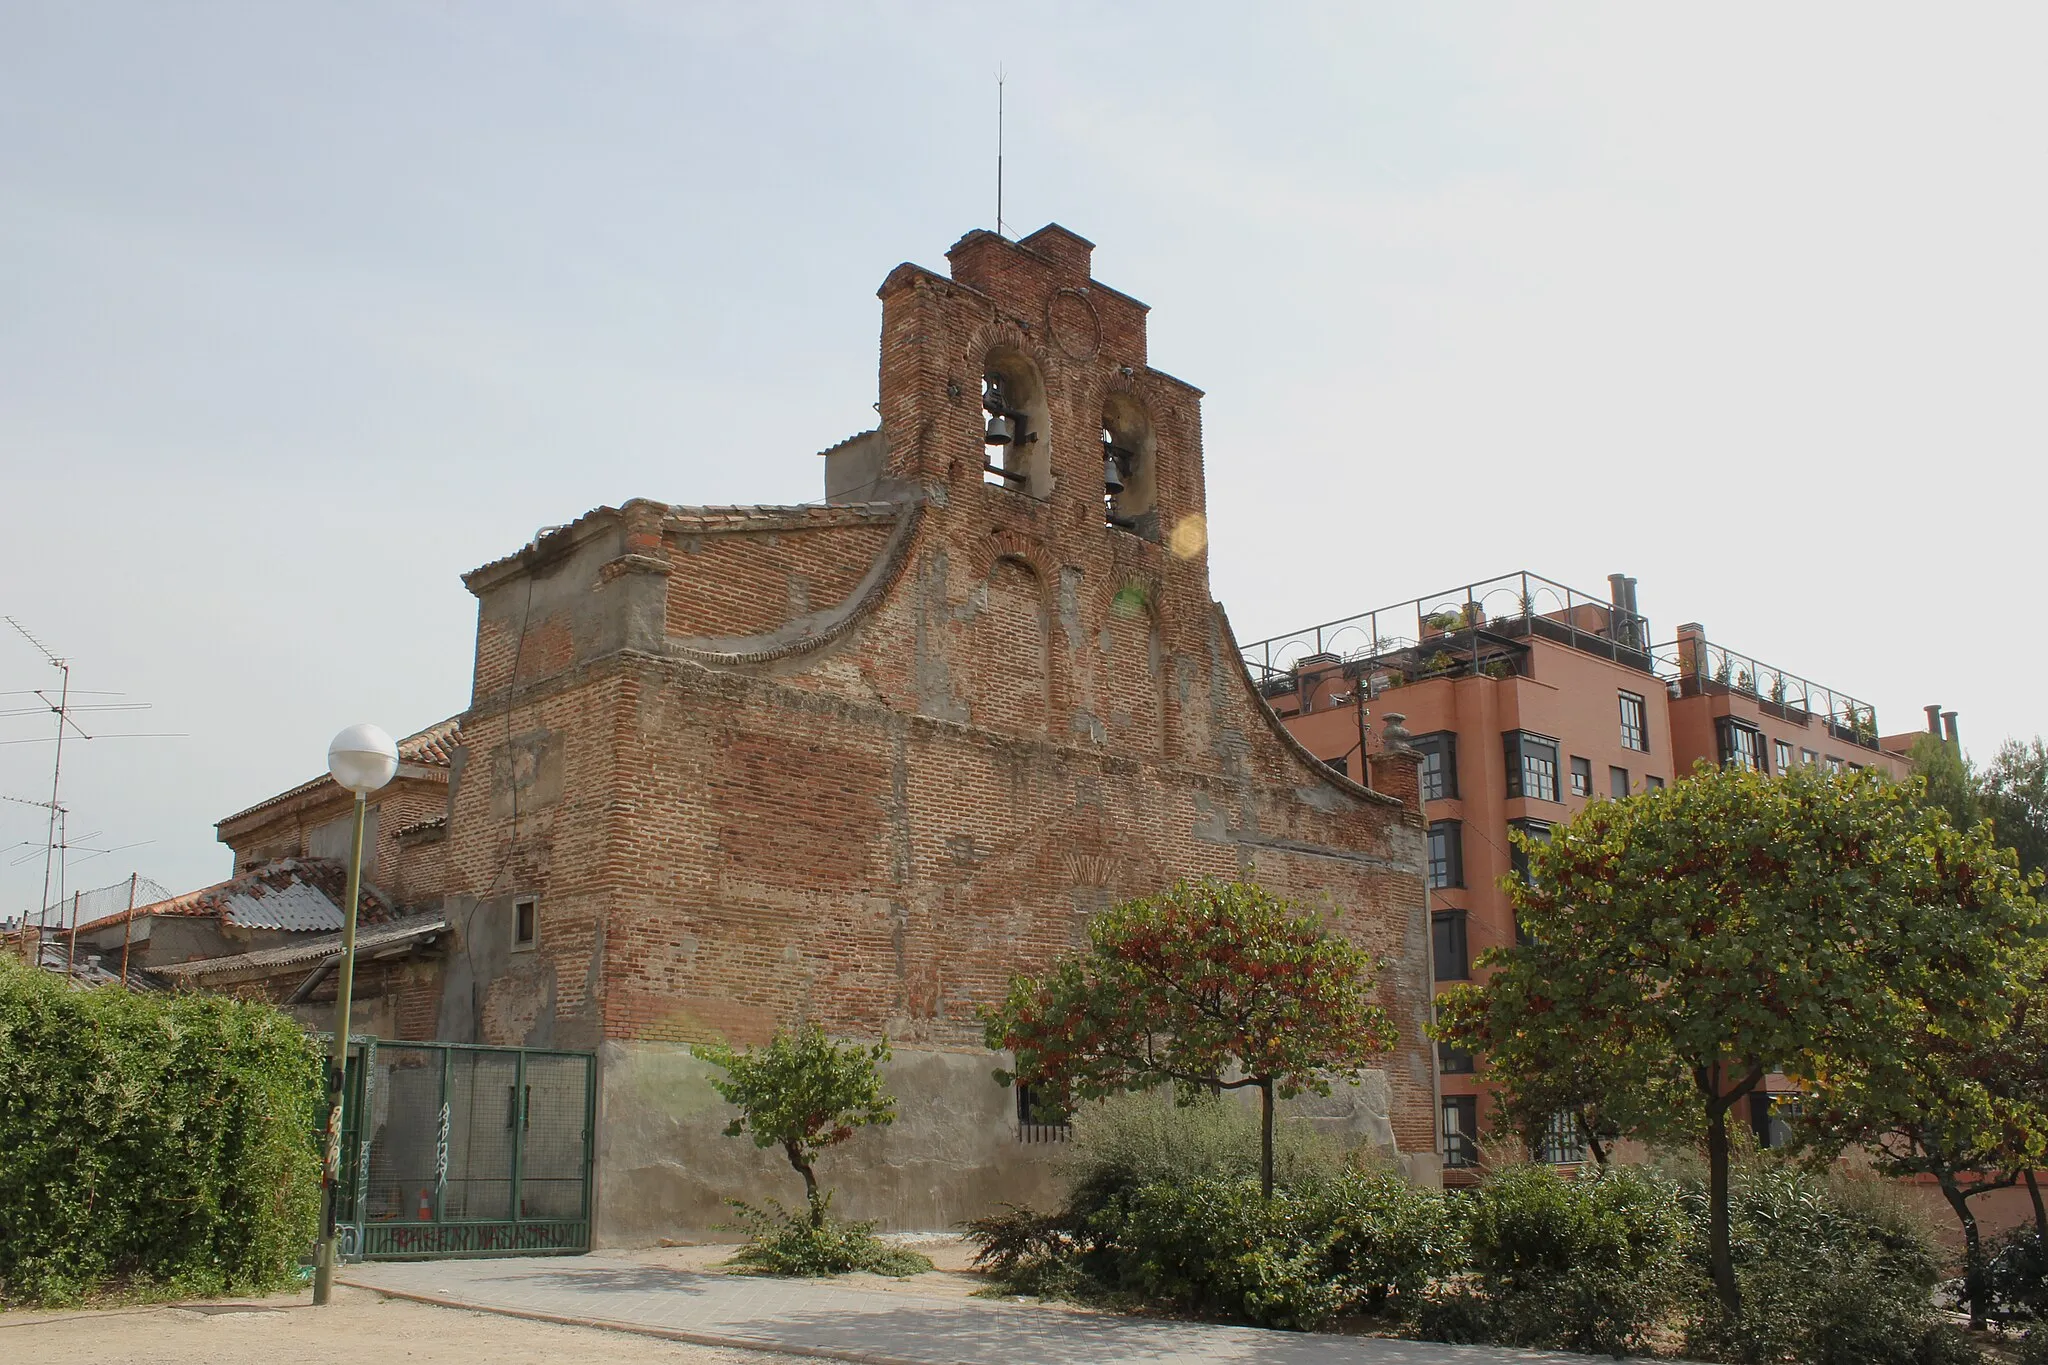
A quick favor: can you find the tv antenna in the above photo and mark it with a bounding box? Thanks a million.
[996,67,1006,239]
[2,618,176,960]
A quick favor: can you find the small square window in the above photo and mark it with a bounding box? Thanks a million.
[1645,775,1665,791]
[513,895,539,951]
[1569,756,1592,797]
[1800,748,1818,767]
[1609,765,1630,799]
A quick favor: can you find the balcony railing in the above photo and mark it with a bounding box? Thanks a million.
[1651,637,1881,752]
[1240,570,1654,690]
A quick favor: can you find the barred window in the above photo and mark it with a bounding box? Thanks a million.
[1504,731,1561,802]
[1619,691,1648,751]
[1015,1080,1072,1143]
[1416,731,1458,802]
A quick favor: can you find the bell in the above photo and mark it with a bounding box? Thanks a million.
[985,412,1015,446]
[1102,448,1126,495]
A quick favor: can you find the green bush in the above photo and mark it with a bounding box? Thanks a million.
[1987,1225,2048,1323]
[1681,1163,1965,1365]
[724,1196,933,1278]
[965,1096,1455,1331]
[1442,1162,1684,1358]
[2019,1325,2048,1365]
[0,957,321,1304]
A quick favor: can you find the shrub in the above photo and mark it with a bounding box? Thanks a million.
[1058,1090,1342,1219]
[1987,1225,2048,1323]
[1442,1162,1684,1358]
[2019,1325,2048,1365]
[1681,1162,1964,1365]
[724,1196,933,1278]
[0,957,321,1304]
[1099,1175,1343,1329]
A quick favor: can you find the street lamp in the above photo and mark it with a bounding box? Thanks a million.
[312,723,398,1306]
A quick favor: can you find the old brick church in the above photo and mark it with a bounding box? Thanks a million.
[195,224,1437,1241]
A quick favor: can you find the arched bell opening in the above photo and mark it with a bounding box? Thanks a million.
[1101,392,1158,540]
[981,348,1051,499]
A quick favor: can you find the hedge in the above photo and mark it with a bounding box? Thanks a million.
[0,954,322,1304]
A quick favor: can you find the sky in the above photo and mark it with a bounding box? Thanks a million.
[3,2,2044,918]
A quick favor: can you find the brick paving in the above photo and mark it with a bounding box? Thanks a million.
[341,1254,1637,1364]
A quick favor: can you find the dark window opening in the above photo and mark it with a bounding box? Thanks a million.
[1417,731,1458,802]
[1323,755,1348,778]
[1438,1041,1476,1075]
[1504,731,1561,802]
[1570,756,1592,797]
[1432,909,1470,981]
[1748,1093,1797,1150]
[1619,691,1648,752]
[1428,820,1464,890]
[1016,1080,1072,1143]
[1509,819,1551,886]
[513,896,538,950]
[1443,1095,1480,1169]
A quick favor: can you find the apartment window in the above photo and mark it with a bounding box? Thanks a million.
[1774,740,1793,773]
[1428,820,1465,890]
[1716,718,1767,773]
[1800,748,1818,767]
[1619,691,1648,752]
[1509,819,1551,886]
[1826,755,1845,773]
[1645,775,1665,791]
[1416,731,1458,802]
[1323,755,1349,779]
[1535,1110,1587,1166]
[1569,756,1592,797]
[1438,1041,1476,1075]
[512,895,539,951]
[1432,909,1470,981]
[1443,1095,1480,1169]
[1504,731,1561,802]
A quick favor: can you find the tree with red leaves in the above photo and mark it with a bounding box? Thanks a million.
[982,878,1398,1199]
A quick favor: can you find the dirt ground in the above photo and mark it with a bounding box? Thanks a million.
[0,1285,807,1365]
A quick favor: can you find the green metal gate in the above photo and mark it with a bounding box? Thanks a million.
[334,1039,595,1260]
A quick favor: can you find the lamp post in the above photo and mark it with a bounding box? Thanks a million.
[312,723,398,1306]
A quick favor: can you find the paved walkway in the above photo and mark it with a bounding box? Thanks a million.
[342,1253,1634,1364]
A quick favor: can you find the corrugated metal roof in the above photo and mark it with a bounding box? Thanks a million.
[114,859,392,931]
[154,912,448,983]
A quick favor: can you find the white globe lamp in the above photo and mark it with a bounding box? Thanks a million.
[327,723,399,795]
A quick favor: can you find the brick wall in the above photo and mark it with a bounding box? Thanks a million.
[434,226,1437,1170]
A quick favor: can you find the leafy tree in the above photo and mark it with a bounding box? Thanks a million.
[694,1025,895,1228]
[1437,764,2042,1318]
[1800,980,2048,1328]
[1909,731,1981,834]
[982,879,1398,1198]
[1986,737,2048,882]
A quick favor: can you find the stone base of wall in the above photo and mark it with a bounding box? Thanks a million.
[591,1042,1434,1246]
